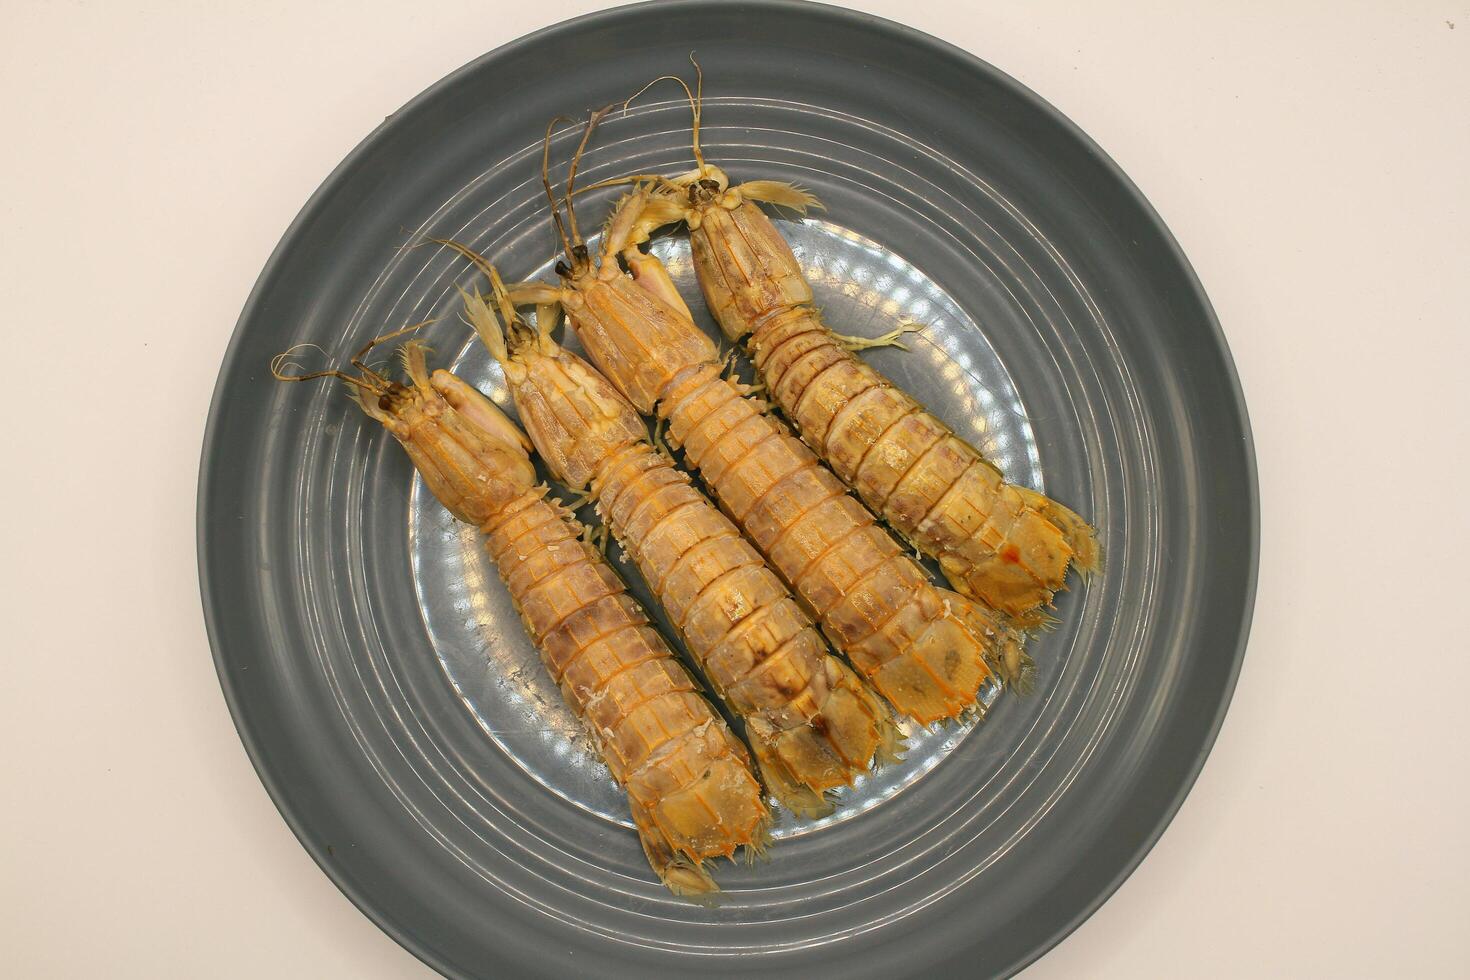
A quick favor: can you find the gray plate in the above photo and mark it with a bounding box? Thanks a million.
[198,2,1257,977]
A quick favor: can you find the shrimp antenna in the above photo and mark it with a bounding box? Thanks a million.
[568,173,670,197]
[487,267,524,333]
[348,320,434,379]
[427,236,541,355]
[542,115,577,264]
[622,57,705,171]
[689,54,705,171]
[458,262,537,364]
[563,105,613,252]
[270,345,381,392]
[424,237,497,283]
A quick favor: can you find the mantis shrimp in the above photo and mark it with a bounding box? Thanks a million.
[455,252,900,816]
[271,335,768,896]
[436,114,1028,722]
[615,70,1101,628]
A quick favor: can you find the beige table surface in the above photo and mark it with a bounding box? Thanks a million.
[3,1,1466,976]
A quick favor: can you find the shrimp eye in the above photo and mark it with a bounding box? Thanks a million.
[691,178,720,205]
[377,381,408,412]
[555,260,571,277]
[573,244,589,263]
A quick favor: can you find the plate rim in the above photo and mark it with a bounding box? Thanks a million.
[197,1,1258,975]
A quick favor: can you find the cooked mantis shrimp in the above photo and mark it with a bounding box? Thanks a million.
[617,70,1101,627]
[456,252,900,815]
[436,117,1028,721]
[271,336,768,895]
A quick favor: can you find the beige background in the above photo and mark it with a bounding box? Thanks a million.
[3,1,1466,976]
